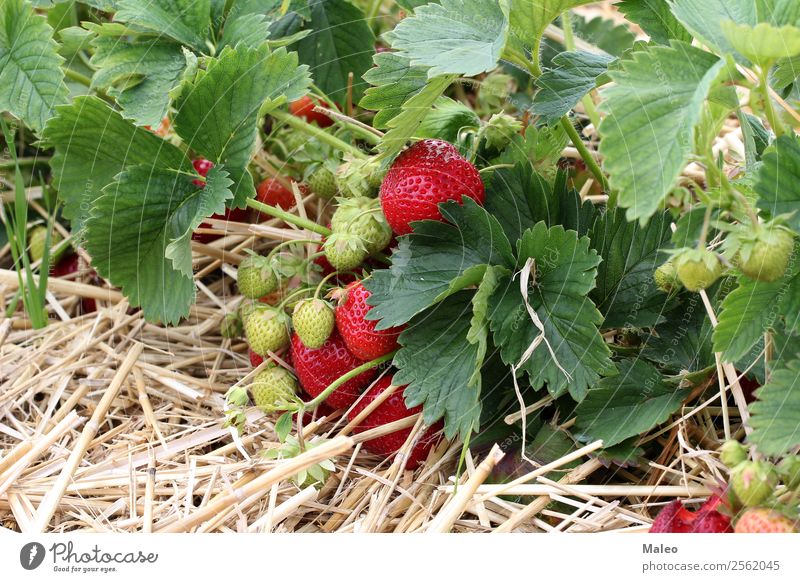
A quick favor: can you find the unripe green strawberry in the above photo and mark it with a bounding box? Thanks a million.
[737,228,795,282]
[238,255,278,299]
[308,166,338,199]
[245,305,290,356]
[220,312,243,338]
[28,225,65,264]
[777,456,800,490]
[331,196,392,255]
[292,298,335,348]
[731,461,778,507]
[323,232,368,272]
[483,113,523,150]
[282,130,308,156]
[719,440,747,468]
[654,260,681,293]
[675,249,723,292]
[251,365,298,412]
[335,157,384,198]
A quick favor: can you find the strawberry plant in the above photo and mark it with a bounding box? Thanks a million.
[2,0,800,492]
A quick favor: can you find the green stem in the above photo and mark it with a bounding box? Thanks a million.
[266,238,323,261]
[758,67,784,137]
[529,37,543,78]
[0,157,50,170]
[247,198,331,236]
[560,117,608,192]
[697,205,713,249]
[277,286,312,311]
[272,109,367,160]
[314,271,339,300]
[302,351,397,410]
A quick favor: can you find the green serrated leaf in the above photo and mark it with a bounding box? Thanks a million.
[174,45,310,207]
[489,222,615,400]
[748,358,800,456]
[641,293,715,373]
[41,96,188,233]
[467,265,508,386]
[375,74,456,161]
[165,165,234,276]
[415,96,480,143]
[364,198,514,329]
[115,0,212,52]
[0,0,68,132]
[721,21,800,65]
[390,0,509,78]
[394,292,483,439]
[755,134,800,230]
[360,52,428,129]
[570,14,636,58]
[714,265,800,361]
[575,359,688,448]
[598,41,725,224]
[617,0,692,45]
[85,166,227,324]
[590,208,673,328]
[288,0,374,102]
[275,411,293,442]
[506,1,593,67]
[531,51,613,125]
[218,13,272,49]
[669,0,757,57]
[90,34,186,126]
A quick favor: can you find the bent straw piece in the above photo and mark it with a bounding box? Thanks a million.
[426,444,505,533]
[247,485,319,532]
[0,268,124,303]
[32,343,144,532]
[439,484,712,497]
[158,436,354,532]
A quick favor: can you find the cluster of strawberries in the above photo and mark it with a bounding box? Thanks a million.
[226,135,484,468]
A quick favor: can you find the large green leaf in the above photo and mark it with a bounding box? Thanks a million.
[531,51,613,125]
[590,208,673,328]
[617,0,692,45]
[359,52,428,129]
[668,0,757,57]
[489,222,615,400]
[714,264,800,361]
[289,0,374,102]
[173,45,310,207]
[41,96,188,232]
[570,15,635,58]
[755,135,800,231]
[115,0,212,52]
[90,34,187,127]
[641,294,714,373]
[389,0,509,78]
[85,165,232,324]
[394,292,483,439]
[598,42,725,223]
[364,198,515,329]
[749,359,800,456]
[721,21,800,66]
[575,359,689,448]
[0,0,68,132]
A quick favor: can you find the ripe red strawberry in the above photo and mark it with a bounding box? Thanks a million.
[51,253,97,314]
[380,139,485,235]
[734,508,798,533]
[649,495,732,533]
[348,374,442,468]
[289,95,334,128]
[192,157,214,186]
[290,330,377,409]
[249,349,264,368]
[256,178,297,212]
[335,281,404,361]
